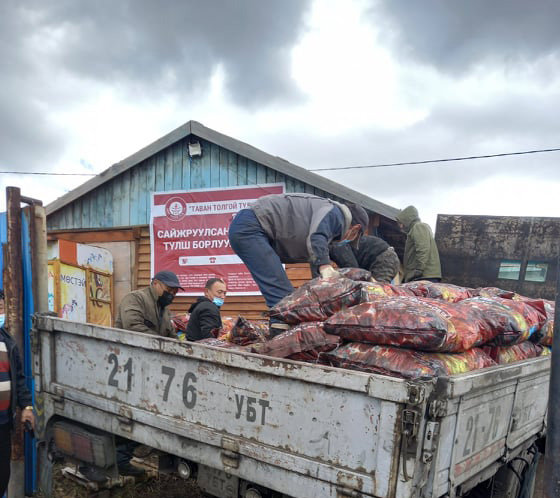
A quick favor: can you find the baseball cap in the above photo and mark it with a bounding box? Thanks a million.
[153,271,184,290]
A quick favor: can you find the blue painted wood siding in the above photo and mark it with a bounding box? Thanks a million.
[47,137,340,230]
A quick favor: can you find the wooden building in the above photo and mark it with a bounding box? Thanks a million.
[436,214,560,300]
[46,121,402,319]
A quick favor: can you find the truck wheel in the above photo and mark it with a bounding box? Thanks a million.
[465,448,538,498]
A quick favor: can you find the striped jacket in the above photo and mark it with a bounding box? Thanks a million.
[0,327,31,428]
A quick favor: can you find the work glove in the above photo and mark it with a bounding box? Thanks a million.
[319,265,341,279]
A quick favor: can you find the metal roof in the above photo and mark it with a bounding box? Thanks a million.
[46,120,399,220]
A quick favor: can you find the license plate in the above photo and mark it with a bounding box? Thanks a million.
[197,464,239,498]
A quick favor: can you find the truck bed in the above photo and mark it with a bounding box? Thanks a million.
[32,316,549,498]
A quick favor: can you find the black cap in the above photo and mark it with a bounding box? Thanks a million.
[153,271,184,290]
[347,203,369,231]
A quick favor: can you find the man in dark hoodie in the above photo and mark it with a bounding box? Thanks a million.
[329,234,400,283]
[186,278,227,341]
[396,205,441,283]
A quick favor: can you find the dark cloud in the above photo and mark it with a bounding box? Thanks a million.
[370,0,560,73]
[0,1,311,171]
[32,0,310,106]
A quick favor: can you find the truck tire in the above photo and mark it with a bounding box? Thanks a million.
[465,448,538,498]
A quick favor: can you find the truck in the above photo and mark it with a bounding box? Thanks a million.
[32,314,549,498]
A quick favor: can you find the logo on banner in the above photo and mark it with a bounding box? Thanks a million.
[165,197,187,221]
[210,257,216,264]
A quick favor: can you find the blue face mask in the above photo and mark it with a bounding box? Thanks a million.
[338,239,352,245]
[0,314,4,328]
[213,297,224,308]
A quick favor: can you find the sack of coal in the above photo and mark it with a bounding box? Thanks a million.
[324,296,499,352]
[319,342,496,379]
[270,276,364,325]
[359,281,414,302]
[465,297,546,346]
[483,341,544,364]
[250,322,341,358]
[401,281,474,303]
[338,267,372,281]
[219,316,270,346]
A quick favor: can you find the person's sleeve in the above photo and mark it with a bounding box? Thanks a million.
[410,223,431,272]
[330,242,360,268]
[14,343,32,408]
[309,207,345,266]
[197,307,222,340]
[118,294,155,334]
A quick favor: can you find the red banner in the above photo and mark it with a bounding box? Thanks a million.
[150,184,285,296]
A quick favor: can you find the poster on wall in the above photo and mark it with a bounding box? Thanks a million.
[58,263,87,321]
[150,184,285,296]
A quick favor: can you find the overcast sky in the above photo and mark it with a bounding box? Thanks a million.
[1,0,559,229]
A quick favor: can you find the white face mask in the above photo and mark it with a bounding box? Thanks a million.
[0,314,5,328]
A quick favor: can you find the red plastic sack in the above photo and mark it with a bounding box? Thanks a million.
[219,317,270,345]
[270,276,364,325]
[473,287,517,299]
[320,343,496,379]
[466,297,546,346]
[197,338,248,352]
[401,281,474,303]
[359,281,413,302]
[338,267,372,281]
[171,312,190,333]
[483,341,544,364]
[537,300,555,346]
[250,322,341,358]
[324,296,500,352]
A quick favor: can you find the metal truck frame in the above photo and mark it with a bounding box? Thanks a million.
[32,315,549,498]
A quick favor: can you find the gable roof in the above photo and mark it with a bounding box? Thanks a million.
[46,120,399,220]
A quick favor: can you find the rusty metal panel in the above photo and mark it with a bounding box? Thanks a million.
[436,214,560,299]
[36,316,420,497]
[429,358,550,496]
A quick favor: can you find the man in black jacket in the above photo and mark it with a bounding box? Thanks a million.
[329,235,400,283]
[1,291,35,497]
[186,278,227,341]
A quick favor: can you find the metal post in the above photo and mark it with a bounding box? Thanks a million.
[544,250,560,497]
[6,187,24,498]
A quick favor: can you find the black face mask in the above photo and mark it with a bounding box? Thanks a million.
[158,290,174,308]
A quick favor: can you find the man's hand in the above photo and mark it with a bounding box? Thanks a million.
[319,265,341,279]
[21,407,35,430]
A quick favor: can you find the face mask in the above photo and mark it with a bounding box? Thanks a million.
[0,314,4,327]
[338,239,352,245]
[158,291,174,308]
[213,297,224,308]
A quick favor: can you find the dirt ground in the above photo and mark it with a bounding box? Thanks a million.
[40,464,205,498]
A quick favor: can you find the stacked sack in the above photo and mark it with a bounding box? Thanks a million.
[269,278,551,380]
[195,277,553,381]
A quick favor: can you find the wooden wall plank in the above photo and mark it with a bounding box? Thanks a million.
[237,155,247,186]
[219,146,229,187]
[128,166,140,225]
[182,141,191,189]
[266,166,276,184]
[247,159,257,184]
[112,175,123,227]
[103,181,113,227]
[164,148,174,191]
[211,143,221,187]
[201,139,211,188]
[172,142,183,189]
[155,152,165,192]
[228,150,238,186]
[256,163,267,184]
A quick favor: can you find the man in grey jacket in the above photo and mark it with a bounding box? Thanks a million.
[229,193,368,334]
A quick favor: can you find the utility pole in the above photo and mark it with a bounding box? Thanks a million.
[6,187,24,498]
